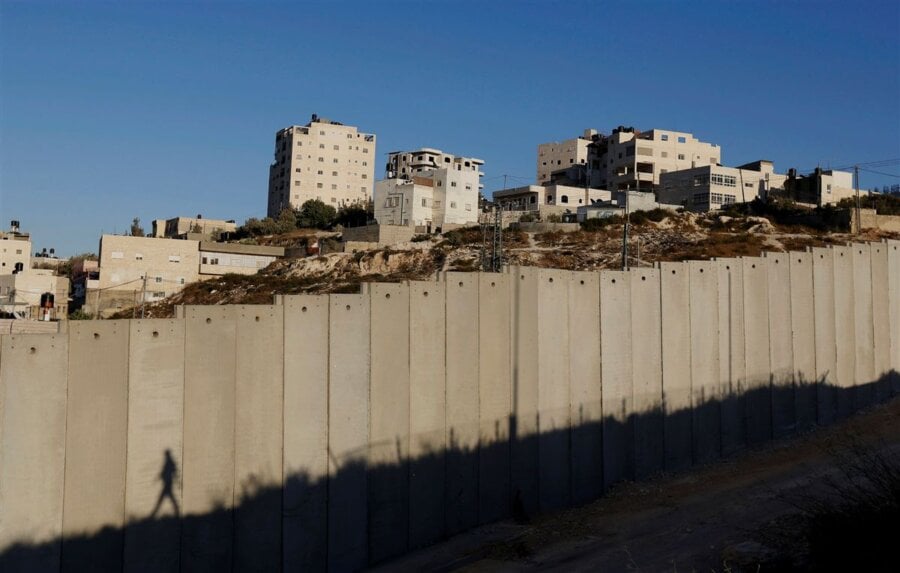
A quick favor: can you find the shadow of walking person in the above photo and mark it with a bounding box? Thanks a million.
[150,449,180,518]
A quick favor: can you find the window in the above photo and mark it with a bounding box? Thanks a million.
[111,251,124,259]
[465,203,472,211]
[677,136,686,143]
[450,181,457,187]
[363,148,369,153]
[710,193,736,205]
[561,195,569,203]
[331,184,337,190]
[179,277,185,285]
[692,192,709,205]
[362,161,367,166]
[319,143,325,149]
[465,184,472,190]
[450,201,457,208]
[331,197,337,203]
[332,171,338,176]
[168,255,181,262]
[678,154,685,160]
[710,158,717,164]
[317,183,323,188]
[745,182,754,188]
[294,181,301,186]
[361,186,367,192]
[826,184,832,192]
[155,276,163,283]
[317,169,323,175]
[421,198,427,207]
[333,158,339,163]
[318,157,324,162]
[333,145,339,150]
[361,174,367,179]
[385,196,400,208]
[297,141,302,146]
[710,173,737,187]
[295,154,302,159]
[661,134,669,141]
[210,258,219,265]
[319,130,325,135]
[135,254,143,260]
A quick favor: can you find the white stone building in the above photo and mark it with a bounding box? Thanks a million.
[374,148,484,230]
[658,160,788,211]
[0,228,32,275]
[267,115,376,217]
[536,129,597,184]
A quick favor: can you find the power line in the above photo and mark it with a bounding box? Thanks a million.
[858,167,900,179]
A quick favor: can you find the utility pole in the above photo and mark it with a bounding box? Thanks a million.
[140,274,148,319]
[854,165,861,234]
[621,188,630,271]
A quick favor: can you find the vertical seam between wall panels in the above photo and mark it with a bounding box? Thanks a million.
[405,282,412,553]
[231,309,238,573]
[279,303,286,570]
[121,322,131,569]
[324,296,331,567]
[59,331,70,567]
[687,264,696,467]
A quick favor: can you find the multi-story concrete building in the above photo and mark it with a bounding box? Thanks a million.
[151,216,237,240]
[589,127,722,191]
[374,148,484,230]
[538,126,721,192]
[85,234,285,316]
[267,114,376,217]
[658,160,788,212]
[536,129,598,184]
[782,168,862,206]
[0,226,32,274]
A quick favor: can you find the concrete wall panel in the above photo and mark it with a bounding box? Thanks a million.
[888,240,900,394]
[742,258,772,445]
[630,268,663,479]
[538,269,571,509]
[832,245,856,418]
[600,270,632,486]
[181,306,236,572]
[282,295,329,571]
[689,261,721,463]
[408,281,446,548]
[509,267,540,517]
[569,271,603,503]
[766,253,795,438]
[328,294,370,571]
[444,273,480,534]
[478,274,511,524]
[124,320,184,573]
[62,321,129,572]
[234,306,284,573]
[715,259,746,455]
[660,262,692,470]
[870,243,891,401]
[851,245,875,409]
[368,283,411,563]
[812,247,838,424]
[0,334,67,573]
[789,253,817,431]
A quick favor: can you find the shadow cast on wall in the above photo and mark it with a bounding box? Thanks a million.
[1,373,896,573]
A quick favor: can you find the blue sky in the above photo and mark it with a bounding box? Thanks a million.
[1,0,898,255]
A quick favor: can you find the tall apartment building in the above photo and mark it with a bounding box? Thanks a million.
[536,129,597,184]
[537,126,721,192]
[267,115,376,217]
[374,148,484,230]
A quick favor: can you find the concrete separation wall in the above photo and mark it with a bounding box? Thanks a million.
[1,239,898,572]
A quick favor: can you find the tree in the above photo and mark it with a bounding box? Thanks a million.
[130,217,145,237]
[297,199,337,229]
[275,208,297,233]
[334,204,370,228]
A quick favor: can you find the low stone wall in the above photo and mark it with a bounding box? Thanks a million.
[341,224,415,246]
[854,208,900,233]
[511,222,581,233]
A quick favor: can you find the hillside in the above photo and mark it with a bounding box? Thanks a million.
[118,210,898,319]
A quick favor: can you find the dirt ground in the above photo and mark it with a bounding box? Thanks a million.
[377,397,900,572]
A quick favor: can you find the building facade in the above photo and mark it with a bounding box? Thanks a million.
[267,115,376,217]
[493,184,610,212]
[536,129,597,184]
[152,216,237,240]
[0,229,32,274]
[0,270,69,319]
[658,160,788,211]
[374,148,484,229]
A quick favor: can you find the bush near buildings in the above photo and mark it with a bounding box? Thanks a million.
[837,193,900,216]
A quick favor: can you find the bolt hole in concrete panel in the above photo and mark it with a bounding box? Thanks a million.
[385,293,391,299]
[726,265,730,270]
[93,332,100,339]
[206,318,212,324]
[700,267,705,273]
[423,291,429,297]
[752,264,756,268]
[580,280,585,285]
[152,331,159,338]
[611,278,616,284]
[459,281,464,287]
[491,281,496,287]
[345,305,351,311]
[255,316,260,322]
[520,275,525,280]
[29,346,36,354]
[671,269,676,274]
[549,277,554,283]
[301,306,308,312]
[641,275,647,281]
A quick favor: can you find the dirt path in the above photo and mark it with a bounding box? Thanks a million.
[377,398,900,572]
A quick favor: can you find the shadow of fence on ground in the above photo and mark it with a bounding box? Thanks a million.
[1,374,897,572]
